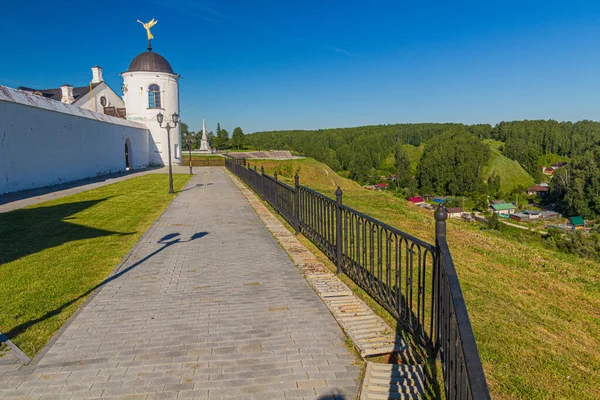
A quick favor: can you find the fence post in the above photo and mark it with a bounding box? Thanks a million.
[434,204,447,242]
[273,172,278,207]
[335,186,343,275]
[434,204,448,347]
[261,167,265,198]
[294,173,300,235]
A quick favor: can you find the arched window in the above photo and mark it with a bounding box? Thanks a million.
[148,84,161,109]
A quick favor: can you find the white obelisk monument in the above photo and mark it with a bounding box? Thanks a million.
[199,119,211,153]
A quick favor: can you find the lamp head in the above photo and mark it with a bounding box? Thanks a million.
[172,113,179,126]
[156,112,164,125]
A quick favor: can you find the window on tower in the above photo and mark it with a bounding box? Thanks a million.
[148,84,161,109]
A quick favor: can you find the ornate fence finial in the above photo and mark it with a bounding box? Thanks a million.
[274,172,278,180]
[434,204,448,239]
[295,172,299,186]
[335,186,343,199]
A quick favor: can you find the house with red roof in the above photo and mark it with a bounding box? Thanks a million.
[408,196,424,204]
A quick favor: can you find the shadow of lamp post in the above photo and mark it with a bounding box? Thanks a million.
[183,134,194,175]
[157,112,179,194]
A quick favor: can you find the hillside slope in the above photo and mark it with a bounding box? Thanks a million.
[482,139,535,192]
[250,157,600,400]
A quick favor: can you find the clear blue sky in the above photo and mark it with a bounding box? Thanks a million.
[2,0,600,134]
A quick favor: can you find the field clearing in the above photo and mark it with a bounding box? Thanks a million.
[402,144,425,173]
[0,174,191,357]
[252,158,600,400]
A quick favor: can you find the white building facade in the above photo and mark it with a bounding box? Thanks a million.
[19,66,126,117]
[121,51,181,166]
[0,85,150,194]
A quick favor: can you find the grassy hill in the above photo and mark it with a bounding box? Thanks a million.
[248,157,600,400]
[482,139,535,193]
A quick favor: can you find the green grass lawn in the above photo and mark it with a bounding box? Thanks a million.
[0,174,191,357]
[182,155,224,160]
[252,158,600,400]
[482,139,536,193]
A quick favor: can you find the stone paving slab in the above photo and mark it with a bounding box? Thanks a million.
[0,167,360,399]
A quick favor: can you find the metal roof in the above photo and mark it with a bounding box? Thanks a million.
[18,83,101,102]
[127,51,174,73]
[569,216,585,225]
[0,85,146,129]
[491,203,515,211]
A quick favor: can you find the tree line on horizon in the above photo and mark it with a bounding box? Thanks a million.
[244,120,600,218]
[181,122,245,151]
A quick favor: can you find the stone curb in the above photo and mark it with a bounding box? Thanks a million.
[0,332,31,364]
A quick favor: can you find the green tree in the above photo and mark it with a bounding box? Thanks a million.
[487,172,501,196]
[180,122,190,138]
[348,152,371,183]
[212,123,230,150]
[487,213,503,230]
[474,194,489,212]
[395,144,412,188]
[231,127,245,150]
[417,130,490,195]
[219,129,229,150]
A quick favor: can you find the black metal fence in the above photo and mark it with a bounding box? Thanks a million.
[225,157,490,400]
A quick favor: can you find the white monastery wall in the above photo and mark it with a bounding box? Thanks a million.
[122,71,181,165]
[0,85,151,195]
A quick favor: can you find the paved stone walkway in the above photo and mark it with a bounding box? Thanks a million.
[0,167,360,399]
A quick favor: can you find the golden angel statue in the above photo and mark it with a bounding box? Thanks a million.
[137,19,158,50]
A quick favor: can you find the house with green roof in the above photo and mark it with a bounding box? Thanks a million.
[568,216,585,230]
[490,203,516,215]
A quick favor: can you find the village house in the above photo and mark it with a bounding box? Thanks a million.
[491,203,516,215]
[408,196,425,205]
[540,211,561,219]
[527,185,549,197]
[461,213,475,222]
[568,216,585,230]
[512,210,562,221]
[511,210,540,221]
[542,166,555,176]
[446,207,464,218]
[552,161,567,169]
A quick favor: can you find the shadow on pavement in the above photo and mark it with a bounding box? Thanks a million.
[2,231,209,346]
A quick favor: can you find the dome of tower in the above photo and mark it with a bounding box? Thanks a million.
[127,51,174,74]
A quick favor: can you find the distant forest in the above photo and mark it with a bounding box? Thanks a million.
[245,121,600,218]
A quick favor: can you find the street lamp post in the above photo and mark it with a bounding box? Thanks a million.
[157,112,179,194]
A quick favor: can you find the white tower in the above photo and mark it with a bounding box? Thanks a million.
[121,48,181,166]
